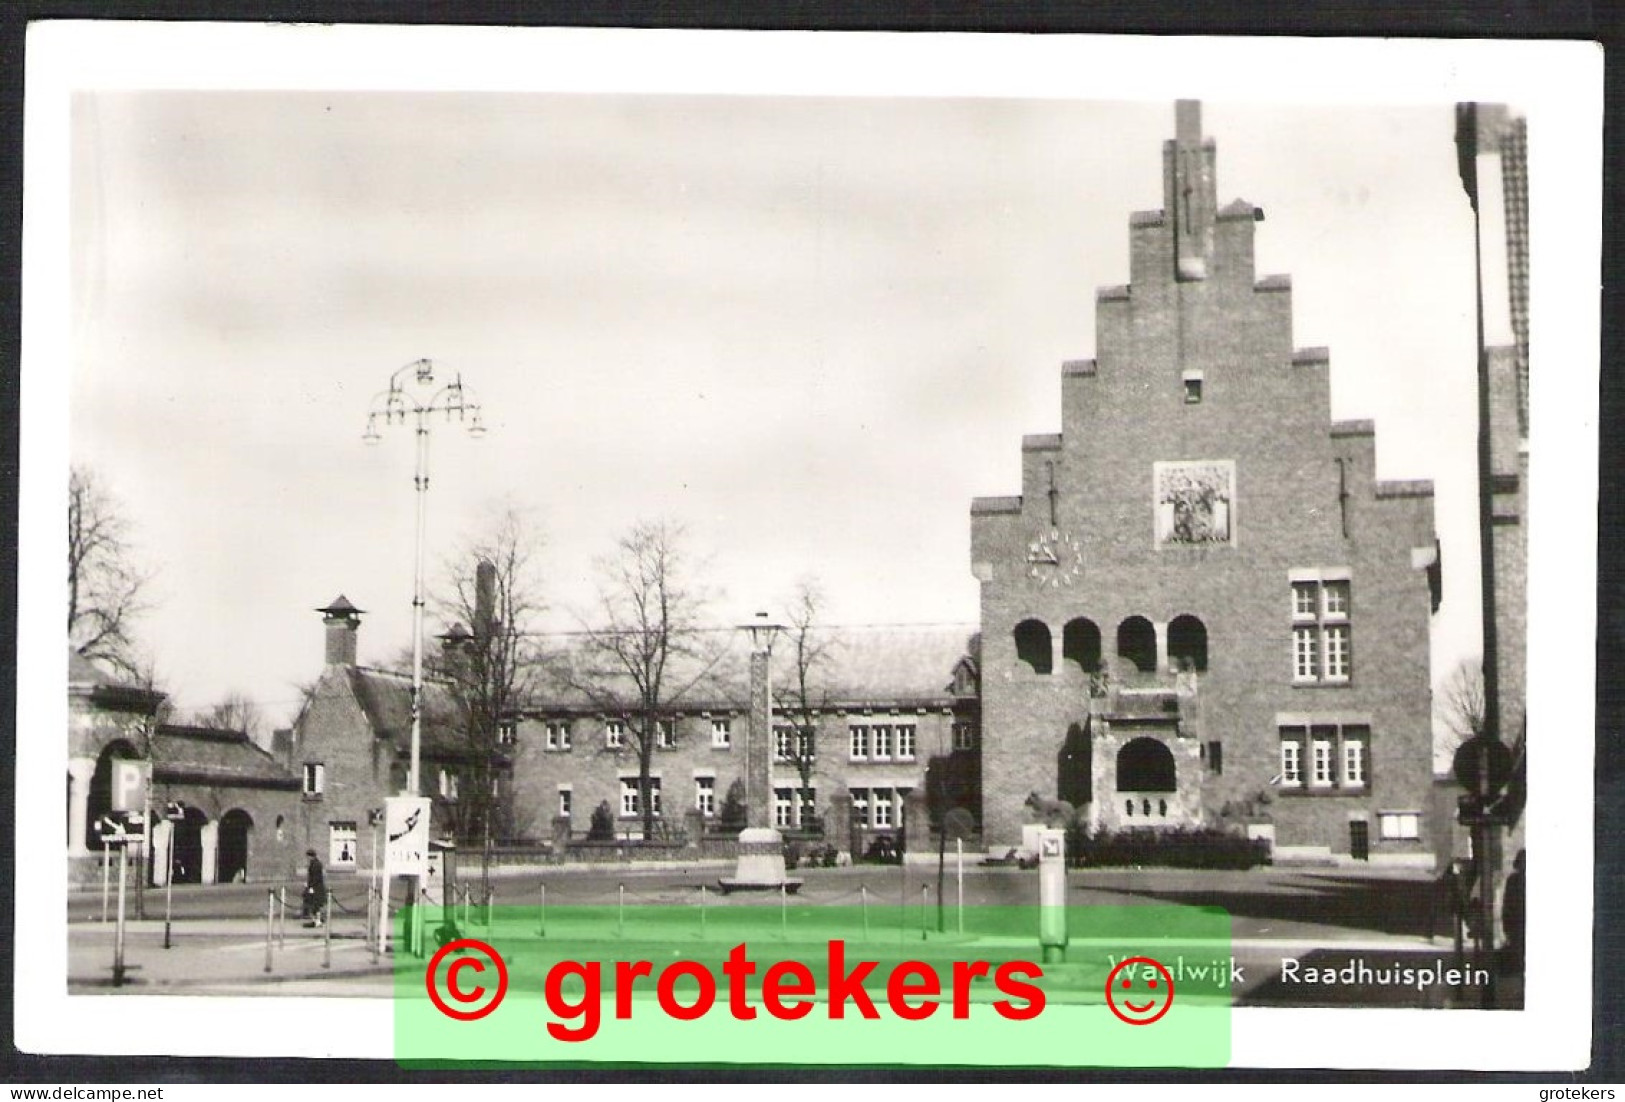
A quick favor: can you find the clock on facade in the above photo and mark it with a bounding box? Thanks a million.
[1026,528,1083,586]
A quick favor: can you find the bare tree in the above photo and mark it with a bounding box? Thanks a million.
[68,465,152,676]
[433,507,549,891]
[567,520,722,840]
[1437,659,1487,752]
[774,578,835,834]
[193,691,269,748]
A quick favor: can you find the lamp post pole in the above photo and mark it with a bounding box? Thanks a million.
[365,359,486,797]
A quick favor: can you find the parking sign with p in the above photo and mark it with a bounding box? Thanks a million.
[111,760,149,812]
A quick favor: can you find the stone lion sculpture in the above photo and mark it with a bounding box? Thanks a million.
[1024,791,1077,828]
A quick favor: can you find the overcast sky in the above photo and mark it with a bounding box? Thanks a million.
[68,92,1482,741]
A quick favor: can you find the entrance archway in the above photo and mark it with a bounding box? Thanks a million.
[172,806,208,884]
[1116,737,1177,792]
[86,740,141,853]
[218,809,253,883]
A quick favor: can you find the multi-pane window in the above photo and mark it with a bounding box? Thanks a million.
[302,762,325,797]
[1280,723,1370,791]
[847,787,901,829]
[773,788,795,828]
[1291,579,1352,683]
[711,719,732,749]
[656,719,677,749]
[1378,811,1420,840]
[605,720,626,749]
[873,725,893,761]
[438,769,459,800]
[619,777,661,818]
[558,788,572,818]
[896,725,916,761]
[696,777,715,817]
[953,723,976,752]
[1311,733,1335,788]
[850,721,918,762]
[1343,740,1366,787]
[497,721,517,747]
[545,722,572,751]
[775,726,813,762]
[1280,741,1302,787]
[872,790,894,828]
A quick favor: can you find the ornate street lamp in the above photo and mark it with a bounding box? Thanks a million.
[364,359,487,797]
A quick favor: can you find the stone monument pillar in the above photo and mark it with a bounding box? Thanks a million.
[746,650,772,830]
[721,615,800,893]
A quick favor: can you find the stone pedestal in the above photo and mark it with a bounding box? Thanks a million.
[720,826,800,893]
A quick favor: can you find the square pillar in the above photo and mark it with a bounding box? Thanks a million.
[67,757,95,857]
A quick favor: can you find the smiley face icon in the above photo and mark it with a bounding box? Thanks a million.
[1105,956,1175,1025]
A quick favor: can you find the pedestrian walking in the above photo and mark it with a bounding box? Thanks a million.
[302,849,326,927]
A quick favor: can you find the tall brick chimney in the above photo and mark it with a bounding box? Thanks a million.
[317,595,365,666]
[474,559,497,643]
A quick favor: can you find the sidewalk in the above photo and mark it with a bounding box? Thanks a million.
[69,917,394,991]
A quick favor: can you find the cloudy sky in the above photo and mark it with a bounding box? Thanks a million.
[68,89,1482,737]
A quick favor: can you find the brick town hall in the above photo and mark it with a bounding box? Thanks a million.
[971,102,1441,863]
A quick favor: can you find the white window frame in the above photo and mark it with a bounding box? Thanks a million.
[1293,626,1320,683]
[851,787,868,825]
[1343,738,1366,788]
[545,721,573,751]
[656,719,677,749]
[849,724,869,761]
[774,725,795,762]
[302,762,325,797]
[1280,740,1302,787]
[329,821,358,869]
[1291,578,1353,683]
[872,724,893,761]
[695,777,715,817]
[606,719,626,750]
[558,787,572,818]
[1310,737,1335,788]
[896,724,916,762]
[711,719,732,749]
[1378,811,1420,841]
[619,777,661,818]
[773,787,794,828]
[497,721,517,747]
[872,788,894,828]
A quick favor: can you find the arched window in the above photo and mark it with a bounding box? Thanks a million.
[1062,618,1102,673]
[1168,614,1209,672]
[1116,616,1158,674]
[1116,737,1177,792]
[1014,619,1053,675]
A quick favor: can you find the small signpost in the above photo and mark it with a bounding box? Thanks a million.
[162,801,185,950]
[1037,828,1067,963]
[379,795,431,956]
[97,810,146,987]
[941,808,977,935]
